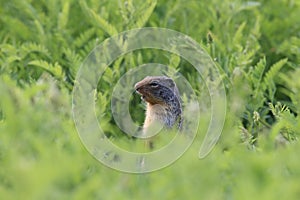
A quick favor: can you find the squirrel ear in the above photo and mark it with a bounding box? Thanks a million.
[165,78,175,88]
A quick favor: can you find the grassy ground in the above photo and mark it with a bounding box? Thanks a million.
[1,0,300,199]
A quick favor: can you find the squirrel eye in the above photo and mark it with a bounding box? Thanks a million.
[149,82,159,87]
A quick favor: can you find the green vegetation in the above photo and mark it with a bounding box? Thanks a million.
[1,0,300,199]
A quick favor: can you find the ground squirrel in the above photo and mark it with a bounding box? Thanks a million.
[134,76,182,138]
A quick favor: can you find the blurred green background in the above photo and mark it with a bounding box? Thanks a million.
[1,0,300,199]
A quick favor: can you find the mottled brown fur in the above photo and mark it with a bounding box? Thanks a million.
[135,76,182,139]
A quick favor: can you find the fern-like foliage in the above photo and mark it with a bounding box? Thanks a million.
[57,1,70,30]
[269,102,298,143]
[129,0,157,28]
[20,42,51,59]
[262,58,288,101]
[61,47,83,83]
[79,0,118,36]
[73,28,96,49]
[250,57,266,93]
[28,60,63,79]
[245,57,267,112]
[119,0,157,29]
[279,67,300,113]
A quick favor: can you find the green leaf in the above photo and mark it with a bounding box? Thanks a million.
[21,42,51,58]
[233,22,246,51]
[79,0,118,36]
[169,53,180,69]
[129,0,157,28]
[28,60,63,79]
[251,57,266,93]
[263,58,288,100]
[74,28,96,48]
[58,0,70,30]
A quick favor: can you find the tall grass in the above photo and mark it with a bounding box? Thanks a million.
[0,0,300,199]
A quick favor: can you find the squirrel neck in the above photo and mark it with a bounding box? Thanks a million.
[134,76,183,132]
[144,97,182,129]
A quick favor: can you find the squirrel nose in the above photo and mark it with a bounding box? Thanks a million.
[135,87,142,93]
[134,82,141,91]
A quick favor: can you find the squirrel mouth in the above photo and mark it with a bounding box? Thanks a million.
[135,89,145,101]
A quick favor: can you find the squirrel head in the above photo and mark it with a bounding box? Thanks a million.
[134,76,180,105]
